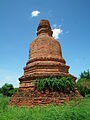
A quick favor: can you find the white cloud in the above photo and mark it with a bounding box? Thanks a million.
[52,28,63,39]
[31,10,40,17]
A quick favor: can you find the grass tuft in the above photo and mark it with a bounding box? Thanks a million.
[0,94,90,120]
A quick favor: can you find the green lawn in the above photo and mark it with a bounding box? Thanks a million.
[0,94,90,120]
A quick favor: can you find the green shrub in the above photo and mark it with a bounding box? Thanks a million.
[34,77,75,92]
[0,95,10,112]
[0,88,2,94]
[77,70,90,97]
[1,83,17,97]
[77,78,90,97]
[80,70,90,79]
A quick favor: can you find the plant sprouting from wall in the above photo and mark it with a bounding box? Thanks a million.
[34,77,75,92]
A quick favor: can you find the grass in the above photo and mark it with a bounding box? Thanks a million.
[0,94,90,120]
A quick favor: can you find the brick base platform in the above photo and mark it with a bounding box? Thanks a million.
[10,81,80,107]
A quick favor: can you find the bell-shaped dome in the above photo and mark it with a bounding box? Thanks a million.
[28,19,65,64]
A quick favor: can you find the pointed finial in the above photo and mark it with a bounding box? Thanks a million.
[37,19,53,36]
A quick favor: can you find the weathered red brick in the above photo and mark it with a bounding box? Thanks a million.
[10,20,81,107]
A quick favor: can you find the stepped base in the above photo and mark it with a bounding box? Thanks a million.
[10,74,81,107]
[10,86,80,107]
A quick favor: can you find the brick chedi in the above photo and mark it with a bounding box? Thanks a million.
[10,20,80,107]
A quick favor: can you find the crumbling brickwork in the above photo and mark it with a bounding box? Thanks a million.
[10,20,80,107]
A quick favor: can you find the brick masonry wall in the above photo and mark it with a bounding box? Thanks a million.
[10,20,81,107]
[10,86,78,107]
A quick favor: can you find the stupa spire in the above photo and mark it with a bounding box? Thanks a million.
[37,19,53,36]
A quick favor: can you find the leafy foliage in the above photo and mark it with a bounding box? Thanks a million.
[77,70,90,97]
[34,77,75,92]
[1,83,17,97]
[0,88,2,94]
[77,78,90,97]
[80,70,90,79]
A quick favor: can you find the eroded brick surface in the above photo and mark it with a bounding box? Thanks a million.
[10,20,80,107]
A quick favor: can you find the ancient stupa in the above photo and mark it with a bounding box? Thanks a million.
[10,20,79,106]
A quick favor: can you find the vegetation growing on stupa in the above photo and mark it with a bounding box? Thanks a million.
[34,77,75,92]
[0,70,90,98]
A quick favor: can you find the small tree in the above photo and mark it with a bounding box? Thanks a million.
[80,70,90,79]
[1,83,17,97]
[77,70,90,97]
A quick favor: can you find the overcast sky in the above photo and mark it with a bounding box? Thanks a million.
[0,0,90,87]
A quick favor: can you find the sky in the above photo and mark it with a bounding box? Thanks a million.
[0,0,90,87]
